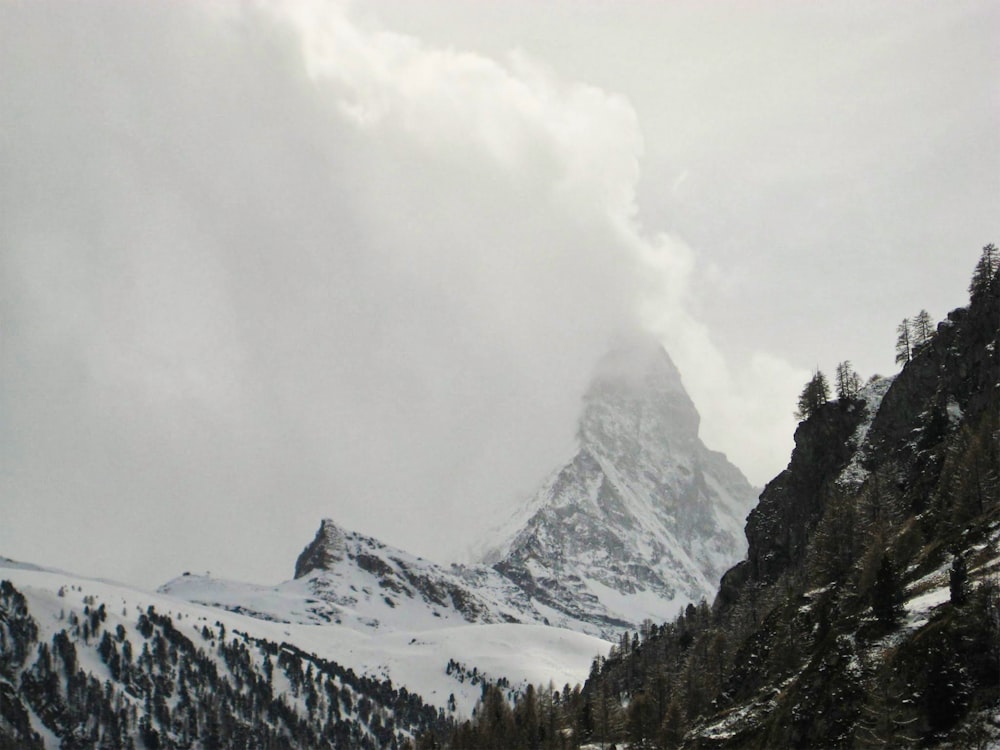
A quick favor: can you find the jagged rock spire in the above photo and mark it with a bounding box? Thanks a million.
[488,336,758,632]
[294,518,347,579]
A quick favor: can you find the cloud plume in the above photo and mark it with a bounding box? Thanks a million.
[0,1,804,587]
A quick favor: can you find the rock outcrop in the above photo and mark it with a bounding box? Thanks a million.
[577,254,1000,749]
[294,518,348,579]
[743,399,866,584]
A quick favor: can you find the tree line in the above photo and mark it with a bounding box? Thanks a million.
[797,243,997,420]
[2,592,451,749]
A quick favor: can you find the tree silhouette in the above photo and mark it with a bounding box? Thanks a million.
[895,319,912,365]
[796,370,831,420]
[871,554,904,628]
[911,309,935,350]
[835,361,862,400]
[969,243,997,298]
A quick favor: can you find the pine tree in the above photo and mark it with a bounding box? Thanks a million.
[950,553,969,606]
[626,692,657,746]
[796,370,831,420]
[807,488,859,586]
[871,554,904,628]
[856,662,918,748]
[911,309,935,350]
[968,242,998,298]
[513,683,540,750]
[894,319,912,365]
[659,697,685,749]
[921,635,972,734]
[835,361,862,400]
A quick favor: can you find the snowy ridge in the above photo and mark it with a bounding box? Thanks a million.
[167,339,757,642]
[163,519,550,633]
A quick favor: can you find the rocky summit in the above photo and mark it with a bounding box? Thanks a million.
[485,336,758,632]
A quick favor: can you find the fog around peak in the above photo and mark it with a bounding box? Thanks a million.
[1,1,995,588]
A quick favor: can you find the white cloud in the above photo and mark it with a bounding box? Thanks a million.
[267,0,806,485]
[8,0,984,590]
[0,1,691,586]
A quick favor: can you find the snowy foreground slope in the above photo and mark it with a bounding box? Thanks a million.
[2,561,607,723]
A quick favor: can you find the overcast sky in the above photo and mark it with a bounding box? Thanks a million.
[2,1,997,589]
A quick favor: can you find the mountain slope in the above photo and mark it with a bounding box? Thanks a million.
[0,560,608,748]
[487,337,758,632]
[296,519,556,630]
[0,565,448,749]
[565,249,1000,748]
[166,338,756,641]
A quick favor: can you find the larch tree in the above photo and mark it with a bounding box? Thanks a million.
[872,553,904,628]
[894,319,912,366]
[835,360,862,400]
[796,370,831,420]
[949,553,969,607]
[969,242,998,298]
[911,309,935,350]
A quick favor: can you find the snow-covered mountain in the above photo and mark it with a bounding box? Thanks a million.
[483,336,758,630]
[163,519,543,632]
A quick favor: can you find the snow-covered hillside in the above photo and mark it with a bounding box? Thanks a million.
[485,337,759,632]
[3,559,608,727]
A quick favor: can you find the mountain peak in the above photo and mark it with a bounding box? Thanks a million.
[293,518,347,579]
[588,333,685,392]
[580,336,700,453]
[487,338,757,632]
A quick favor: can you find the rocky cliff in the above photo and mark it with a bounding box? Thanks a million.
[574,251,1000,749]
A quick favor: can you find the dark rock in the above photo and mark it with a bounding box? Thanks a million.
[293,518,346,579]
[745,399,865,584]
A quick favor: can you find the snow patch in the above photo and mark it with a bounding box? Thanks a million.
[836,375,895,489]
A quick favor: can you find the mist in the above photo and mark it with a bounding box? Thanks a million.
[3,1,995,589]
[0,2,707,587]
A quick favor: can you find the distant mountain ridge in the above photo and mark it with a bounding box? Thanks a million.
[163,519,540,632]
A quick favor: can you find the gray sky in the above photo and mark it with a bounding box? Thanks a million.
[1,1,997,589]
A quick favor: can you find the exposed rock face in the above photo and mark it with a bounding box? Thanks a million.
[739,267,1000,592]
[864,275,1000,482]
[743,399,867,584]
[294,518,347,579]
[702,270,1000,746]
[488,337,759,631]
[580,262,999,749]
